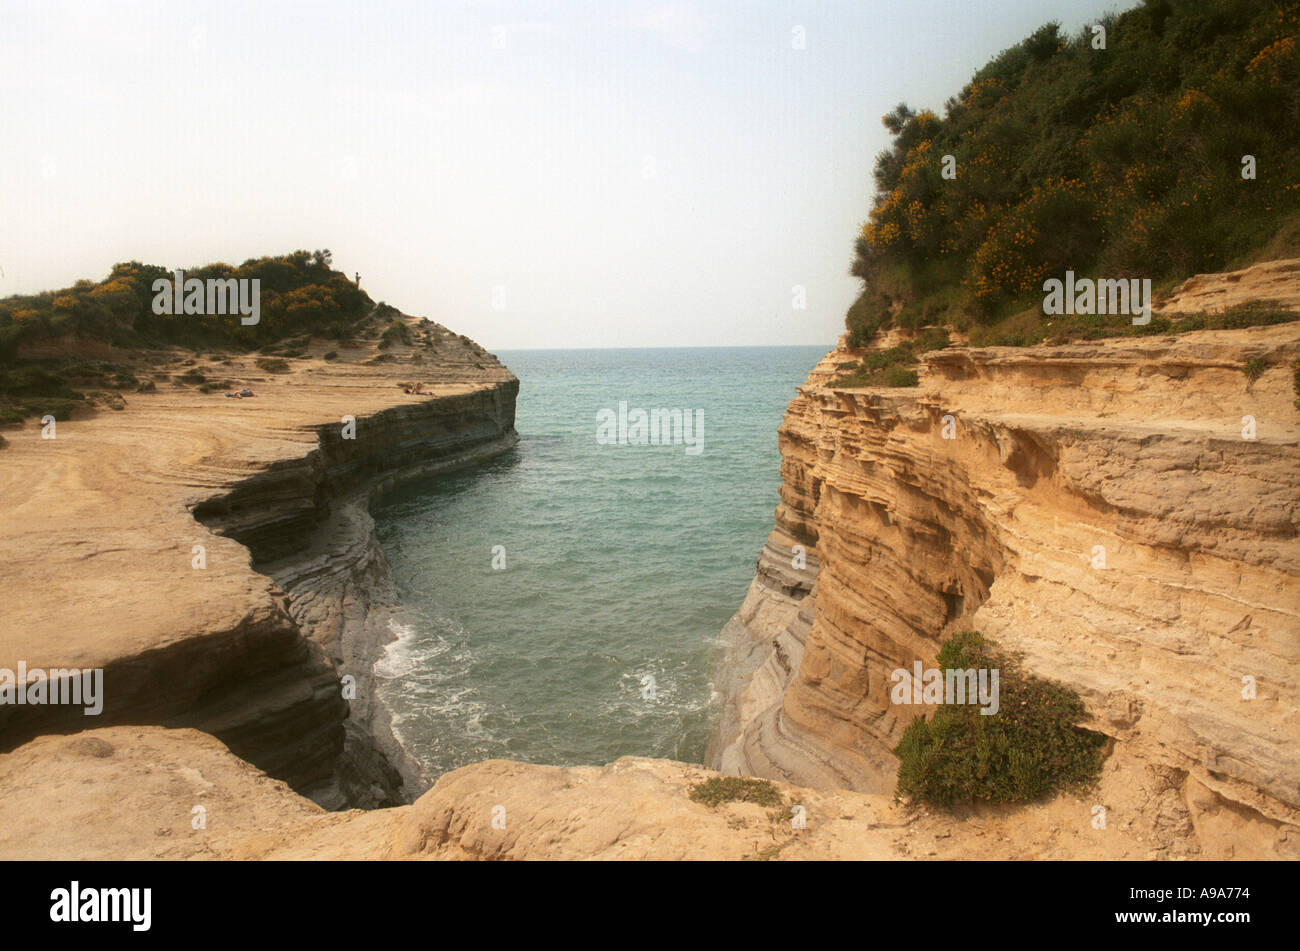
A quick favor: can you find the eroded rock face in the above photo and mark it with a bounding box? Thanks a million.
[712,315,1300,858]
[191,383,520,807]
[1160,258,1300,314]
[0,312,518,809]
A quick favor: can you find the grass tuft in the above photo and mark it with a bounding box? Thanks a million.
[689,777,785,809]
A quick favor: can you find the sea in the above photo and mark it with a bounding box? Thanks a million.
[371,345,828,780]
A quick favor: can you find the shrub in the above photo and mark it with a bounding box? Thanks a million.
[844,0,1300,340]
[893,631,1105,806]
[255,358,290,374]
[846,289,893,346]
[0,250,374,364]
[379,320,412,349]
[833,362,922,388]
[323,351,339,361]
[1242,357,1267,381]
[26,398,81,421]
[689,777,785,809]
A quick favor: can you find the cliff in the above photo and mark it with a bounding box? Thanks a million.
[4,265,1298,861]
[0,311,517,808]
[710,260,1300,859]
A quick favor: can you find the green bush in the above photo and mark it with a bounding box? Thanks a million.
[893,631,1105,806]
[0,249,373,364]
[378,320,412,349]
[23,398,81,421]
[689,777,785,808]
[846,290,892,347]
[256,358,290,374]
[833,365,922,388]
[847,0,1300,339]
[833,331,945,387]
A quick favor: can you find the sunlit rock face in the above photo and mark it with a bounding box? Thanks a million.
[713,303,1300,859]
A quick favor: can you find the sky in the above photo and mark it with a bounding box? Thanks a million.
[0,0,1122,350]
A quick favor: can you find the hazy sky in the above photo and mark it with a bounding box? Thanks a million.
[1,0,1120,350]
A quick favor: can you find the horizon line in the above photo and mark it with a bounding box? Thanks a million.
[491,342,836,353]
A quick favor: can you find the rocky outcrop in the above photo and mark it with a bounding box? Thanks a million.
[192,382,519,807]
[0,312,517,809]
[0,725,1165,860]
[1160,257,1300,314]
[712,278,1300,859]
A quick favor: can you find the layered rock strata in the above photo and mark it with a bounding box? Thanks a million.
[712,267,1300,859]
[0,313,517,808]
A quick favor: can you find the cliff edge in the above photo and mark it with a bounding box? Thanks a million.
[0,310,517,809]
[710,260,1300,860]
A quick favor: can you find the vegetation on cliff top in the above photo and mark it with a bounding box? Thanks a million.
[832,328,948,387]
[0,250,374,422]
[0,249,370,360]
[847,0,1300,349]
[893,631,1106,807]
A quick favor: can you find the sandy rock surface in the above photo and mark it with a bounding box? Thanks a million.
[711,260,1300,860]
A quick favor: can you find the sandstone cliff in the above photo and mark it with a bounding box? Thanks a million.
[4,265,1298,861]
[710,260,1300,859]
[0,311,517,809]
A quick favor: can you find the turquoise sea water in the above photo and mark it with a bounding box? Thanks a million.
[371,345,828,780]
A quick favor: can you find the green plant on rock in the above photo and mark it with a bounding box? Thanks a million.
[689,776,785,809]
[893,631,1105,807]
